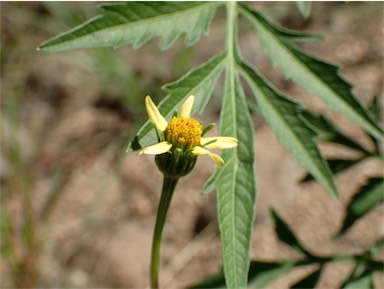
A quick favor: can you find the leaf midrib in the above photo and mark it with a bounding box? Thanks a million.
[239,6,381,137]
[221,57,240,289]
[44,2,220,49]
[239,7,343,103]
[224,3,241,286]
[239,64,333,194]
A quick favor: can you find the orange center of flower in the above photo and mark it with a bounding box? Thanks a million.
[165,117,202,149]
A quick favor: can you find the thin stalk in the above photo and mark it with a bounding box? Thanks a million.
[225,1,237,65]
[150,176,179,289]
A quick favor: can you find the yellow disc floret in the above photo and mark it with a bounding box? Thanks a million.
[165,117,202,150]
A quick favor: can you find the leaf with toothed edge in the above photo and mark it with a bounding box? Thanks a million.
[39,2,221,52]
[239,61,339,197]
[301,110,371,154]
[128,52,226,151]
[238,3,384,141]
[237,3,321,43]
[301,158,363,183]
[215,59,256,288]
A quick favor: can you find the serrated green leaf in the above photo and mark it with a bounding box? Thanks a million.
[237,3,320,43]
[239,4,384,141]
[239,61,338,197]
[289,266,322,289]
[128,52,225,151]
[337,177,384,236]
[301,111,371,155]
[301,158,363,183]
[215,17,256,285]
[236,3,322,43]
[162,54,226,115]
[295,1,312,19]
[270,209,309,255]
[216,79,256,288]
[39,2,220,52]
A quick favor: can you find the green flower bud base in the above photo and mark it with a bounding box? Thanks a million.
[150,148,197,288]
[155,148,197,179]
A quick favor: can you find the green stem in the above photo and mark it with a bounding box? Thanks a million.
[150,176,179,289]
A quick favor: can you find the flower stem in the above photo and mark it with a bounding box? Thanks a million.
[150,176,179,289]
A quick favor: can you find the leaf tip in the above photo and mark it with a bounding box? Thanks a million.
[329,183,340,199]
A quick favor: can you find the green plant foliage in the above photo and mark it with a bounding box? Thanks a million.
[191,206,384,289]
[301,110,371,155]
[248,261,296,288]
[208,6,256,288]
[300,104,382,184]
[39,2,384,288]
[190,268,226,289]
[39,2,220,51]
[238,4,383,141]
[239,62,338,197]
[289,266,322,289]
[342,274,374,289]
[270,209,308,255]
[337,177,384,237]
[368,96,382,154]
[301,158,363,183]
[215,65,256,289]
[243,5,324,44]
[128,52,225,151]
[295,1,312,19]
[189,261,296,289]
[339,239,384,289]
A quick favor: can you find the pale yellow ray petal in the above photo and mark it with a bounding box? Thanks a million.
[139,141,172,155]
[192,146,224,168]
[192,146,210,156]
[201,137,238,149]
[180,95,195,118]
[207,152,224,168]
[145,96,167,131]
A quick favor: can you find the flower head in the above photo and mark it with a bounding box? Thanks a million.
[165,117,202,150]
[140,95,237,177]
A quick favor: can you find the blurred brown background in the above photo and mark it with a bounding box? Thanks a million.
[1,2,383,288]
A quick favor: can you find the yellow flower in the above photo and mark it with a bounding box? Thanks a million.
[139,95,238,169]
